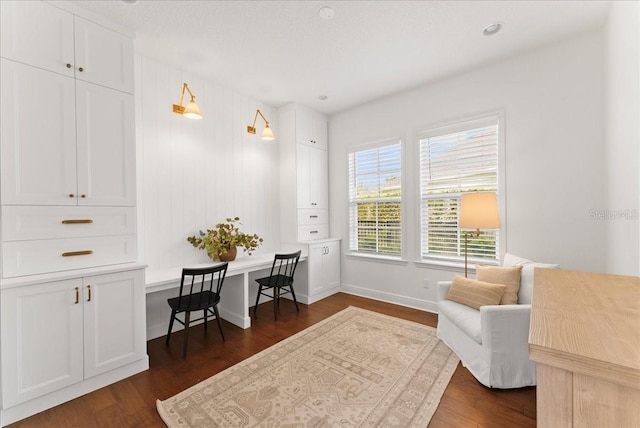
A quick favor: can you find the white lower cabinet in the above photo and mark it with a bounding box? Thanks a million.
[307,239,340,298]
[0,268,146,409]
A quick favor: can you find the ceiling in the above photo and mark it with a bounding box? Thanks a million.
[69,0,611,116]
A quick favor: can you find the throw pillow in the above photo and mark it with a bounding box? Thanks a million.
[502,253,560,304]
[446,275,507,310]
[476,264,523,305]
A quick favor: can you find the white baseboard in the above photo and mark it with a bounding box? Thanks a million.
[340,283,439,314]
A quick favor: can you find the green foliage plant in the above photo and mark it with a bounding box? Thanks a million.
[187,217,263,262]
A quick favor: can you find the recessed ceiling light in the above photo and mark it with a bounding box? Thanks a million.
[318,95,328,101]
[318,6,335,20]
[483,23,503,36]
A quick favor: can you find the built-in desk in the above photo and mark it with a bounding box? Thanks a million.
[145,253,307,331]
[529,268,640,427]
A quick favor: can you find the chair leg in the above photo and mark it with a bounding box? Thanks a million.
[289,285,300,312]
[213,305,225,342]
[274,287,279,320]
[166,309,177,345]
[182,311,191,358]
[254,285,263,317]
[204,309,208,331]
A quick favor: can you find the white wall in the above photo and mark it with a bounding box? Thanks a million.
[604,1,640,276]
[134,55,281,273]
[328,31,607,312]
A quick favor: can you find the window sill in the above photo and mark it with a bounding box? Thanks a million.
[346,253,409,266]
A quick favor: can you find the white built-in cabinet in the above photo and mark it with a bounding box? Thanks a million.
[278,104,340,303]
[0,2,145,425]
[279,104,330,242]
[1,269,145,408]
[307,240,341,297]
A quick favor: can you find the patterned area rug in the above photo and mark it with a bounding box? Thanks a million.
[157,306,459,427]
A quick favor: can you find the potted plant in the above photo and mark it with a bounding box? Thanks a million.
[187,217,263,262]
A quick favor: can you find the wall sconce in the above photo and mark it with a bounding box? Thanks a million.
[247,109,275,140]
[172,83,202,120]
[459,192,500,277]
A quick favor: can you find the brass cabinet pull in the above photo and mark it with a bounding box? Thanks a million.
[309,215,318,219]
[310,230,319,234]
[61,219,94,224]
[75,287,79,304]
[62,250,93,257]
[80,194,86,198]
[69,194,75,198]
[66,63,72,69]
[78,67,84,72]
[87,285,91,302]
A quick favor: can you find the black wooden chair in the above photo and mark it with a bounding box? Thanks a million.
[166,263,228,357]
[253,251,302,320]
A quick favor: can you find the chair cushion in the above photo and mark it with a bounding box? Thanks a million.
[476,265,522,304]
[438,299,483,344]
[503,253,560,304]
[168,291,220,311]
[446,275,506,310]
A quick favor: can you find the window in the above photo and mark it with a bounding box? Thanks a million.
[419,117,499,265]
[348,140,402,256]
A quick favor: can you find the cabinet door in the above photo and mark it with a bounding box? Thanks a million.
[83,269,145,378]
[323,240,341,290]
[295,108,328,150]
[74,17,134,93]
[1,279,83,408]
[1,59,77,206]
[296,144,328,210]
[76,81,136,206]
[0,1,75,78]
[307,244,326,295]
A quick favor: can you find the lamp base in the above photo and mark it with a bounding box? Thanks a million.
[172,104,185,114]
[246,126,257,134]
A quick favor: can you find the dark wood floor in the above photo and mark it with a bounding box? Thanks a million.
[8,293,536,427]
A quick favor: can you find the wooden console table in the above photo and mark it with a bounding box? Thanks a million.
[529,268,640,427]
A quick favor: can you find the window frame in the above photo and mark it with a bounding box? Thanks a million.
[416,112,505,270]
[347,138,403,259]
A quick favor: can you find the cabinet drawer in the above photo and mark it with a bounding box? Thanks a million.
[2,206,136,241]
[298,224,329,242]
[297,209,328,225]
[2,235,137,278]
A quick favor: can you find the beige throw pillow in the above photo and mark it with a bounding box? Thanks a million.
[446,275,507,310]
[476,265,523,305]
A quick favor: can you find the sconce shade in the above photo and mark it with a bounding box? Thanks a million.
[459,192,500,230]
[261,124,275,140]
[173,83,202,120]
[183,100,202,120]
[247,109,275,140]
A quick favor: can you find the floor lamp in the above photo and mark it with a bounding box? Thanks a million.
[459,192,500,277]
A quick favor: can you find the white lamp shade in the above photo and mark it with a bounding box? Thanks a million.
[183,100,202,120]
[459,192,500,229]
[261,124,275,140]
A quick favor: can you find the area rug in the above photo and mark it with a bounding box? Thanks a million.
[156,306,459,427]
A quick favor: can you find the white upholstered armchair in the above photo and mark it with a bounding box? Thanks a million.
[436,253,558,389]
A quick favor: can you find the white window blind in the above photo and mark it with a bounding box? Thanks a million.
[419,118,499,264]
[348,140,402,256]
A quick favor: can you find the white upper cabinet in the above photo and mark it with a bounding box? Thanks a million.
[0,60,77,206]
[0,1,133,94]
[76,81,136,206]
[0,1,75,78]
[74,17,134,94]
[296,143,328,210]
[295,107,328,149]
[0,60,136,207]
